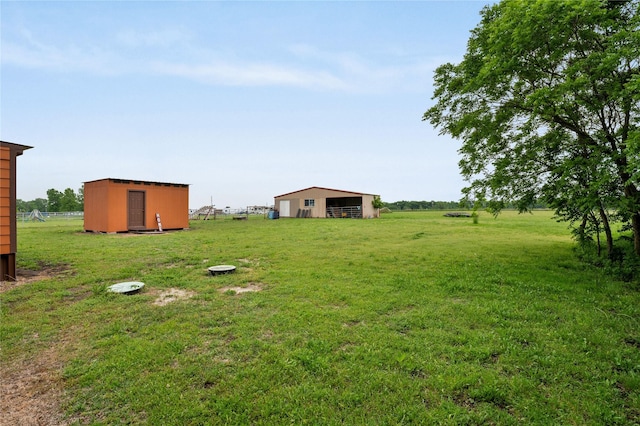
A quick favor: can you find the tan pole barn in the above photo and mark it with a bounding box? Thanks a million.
[84,178,189,233]
[274,186,380,219]
[1,141,32,281]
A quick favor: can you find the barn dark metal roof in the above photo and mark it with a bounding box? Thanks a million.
[274,186,377,198]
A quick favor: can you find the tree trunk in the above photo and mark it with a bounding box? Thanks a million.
[598,206,614,259]
[623,183,640,257]
[632,212,640,257]
[586,212,601,257]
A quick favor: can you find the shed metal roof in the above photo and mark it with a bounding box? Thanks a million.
[1,141,33,155]
[274,186,377,198]
[84,178,189,187]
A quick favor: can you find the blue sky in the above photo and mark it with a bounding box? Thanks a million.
[2,1,489,209]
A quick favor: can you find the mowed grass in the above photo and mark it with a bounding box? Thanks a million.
[2,211,639,425]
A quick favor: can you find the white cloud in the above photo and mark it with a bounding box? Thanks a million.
[2,29,123,75]
[2,27,439,93]
[288,43,441,94]
[151,61,349,90]
[115,28,193,48]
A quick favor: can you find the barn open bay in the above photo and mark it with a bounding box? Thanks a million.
[1,211,639,424]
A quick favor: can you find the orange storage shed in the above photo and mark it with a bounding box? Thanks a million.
[84,178,189,233]
[1,141,32,281]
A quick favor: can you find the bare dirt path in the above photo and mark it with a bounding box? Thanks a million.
[1,270,208,425]
[1,267,75,425]
[0,346,69,426]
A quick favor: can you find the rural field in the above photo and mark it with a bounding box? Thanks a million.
[1,211,639,425]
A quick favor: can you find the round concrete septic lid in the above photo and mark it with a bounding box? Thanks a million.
[208,265,236,275]
[108,281,145,294]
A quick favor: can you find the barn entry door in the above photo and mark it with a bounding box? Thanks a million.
[280,200,290,217]
[128,190,146,230]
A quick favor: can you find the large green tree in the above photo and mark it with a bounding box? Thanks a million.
[46,187,83,212]
[424,0,640,258]
[16,198,47,212]
[46,188,63,212]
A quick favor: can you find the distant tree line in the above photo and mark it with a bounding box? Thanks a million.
[17,187,84,212]
[382,200,549,210]
[383,200,464,210]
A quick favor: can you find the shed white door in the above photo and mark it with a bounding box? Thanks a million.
[280,200,290,217]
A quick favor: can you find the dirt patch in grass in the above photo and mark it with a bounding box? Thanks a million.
[0,265,71,294]
[151,288,196,306]
[80,231,169,237]
[218,283,264,294]
[0,344,73,426]
[1,263,78,425]
[342,320,365,328]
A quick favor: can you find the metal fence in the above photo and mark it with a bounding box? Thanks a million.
[18,207,272,222]
[17,211,84,222]
[326,206,363,219]
[189,206,273,220]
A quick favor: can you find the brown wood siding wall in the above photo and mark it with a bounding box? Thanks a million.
[0,147,12,254]
[83,179,110,232]
[1,142,31,281]
[84,179,189,233]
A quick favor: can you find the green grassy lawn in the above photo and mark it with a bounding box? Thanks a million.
[2,211,639,425]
